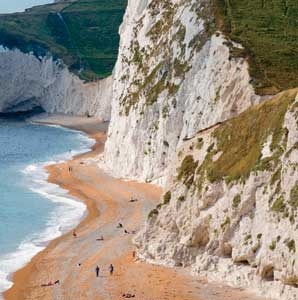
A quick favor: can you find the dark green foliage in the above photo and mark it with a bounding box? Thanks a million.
[163,140,170,147]
[178,195,185,202]
[271,196,286,213]
[148,208,159,219]
[196,138,204,150]
[286,239,296,253]
[177,155,198,188]
[220,217,230,231]
[214,0,298,95]
[289,184,298,209]
[232,194,241,209]
[0,0,127,81]
[163,191,171,204]
[269,240,277,251]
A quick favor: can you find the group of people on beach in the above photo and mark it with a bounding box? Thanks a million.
[69,196,139,296]
[117,222,136,235]
[39,194,140,298]
[95,264,114,277]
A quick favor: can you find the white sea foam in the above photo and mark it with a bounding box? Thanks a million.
[0,46,8,53]
[0,127,95,298]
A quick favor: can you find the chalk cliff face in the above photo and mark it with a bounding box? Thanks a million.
[99,1,298,299]
[0,47,112,120]
[135,89,298,300]
[101,0,259,184]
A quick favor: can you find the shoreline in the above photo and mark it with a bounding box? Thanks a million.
[3,115,106,300]
[4,115,266,300]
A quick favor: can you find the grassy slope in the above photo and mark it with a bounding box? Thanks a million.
[0,0,127,81]
[208,89,297,183]
[178,88,298,191]
[214,0,298,95]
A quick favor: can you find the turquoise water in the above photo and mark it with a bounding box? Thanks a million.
[0,117,94,295]
[0,1,53,14]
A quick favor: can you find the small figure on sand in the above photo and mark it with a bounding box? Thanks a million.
[41,280,60,287]
[96,265,100,277]
[124,229,129,234]
[132,250,136,259]
[109,264,114,275]
[96,235,104,241]
[122,293,135,298]
[73,230,77,238]
[129,197,138,203]
[117,223,123,228]
[68,166,73,173]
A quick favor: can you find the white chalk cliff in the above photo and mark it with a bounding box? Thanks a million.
[101,0,259,184]
[135,89,298,300]
[99,0,298,300]
[0,47,112,120]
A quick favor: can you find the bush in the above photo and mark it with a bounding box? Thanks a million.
[232,194,241,209]
[271,196,286,213]
[163,191,171,204]
[177,155,198,188]
[286,239,296,253]
[148,208,159,219]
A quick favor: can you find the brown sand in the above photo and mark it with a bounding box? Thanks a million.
[4,116,265,300]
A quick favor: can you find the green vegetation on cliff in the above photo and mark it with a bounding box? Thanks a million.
[177,89,298,188]
[214,0,298,95]
[0,0,127,81]
[207,89,296,183]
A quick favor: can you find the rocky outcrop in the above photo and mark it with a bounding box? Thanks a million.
[101,0,259,184]
[0,46,112,120]
[135,89,298,300]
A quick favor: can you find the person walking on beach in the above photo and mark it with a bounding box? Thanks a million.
[109,264,114,275]
[117,223,123,228]
[96,265,100,277]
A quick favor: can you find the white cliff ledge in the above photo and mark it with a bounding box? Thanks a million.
[101,0,259,185]
[0,47,112,120]
[135,89,298,300]
[98,1,298,299]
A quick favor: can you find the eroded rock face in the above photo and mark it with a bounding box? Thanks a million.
[135,89,298,300]
[0,47,112,120]
[101,0,259,184]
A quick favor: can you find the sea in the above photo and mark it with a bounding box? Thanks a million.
[0,0,53,14]
[0,117,94,296]
[0,1,90,296]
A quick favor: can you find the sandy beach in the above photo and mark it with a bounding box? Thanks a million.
[3,115,266,300]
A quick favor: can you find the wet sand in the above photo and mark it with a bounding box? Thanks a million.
[4,115,265,300]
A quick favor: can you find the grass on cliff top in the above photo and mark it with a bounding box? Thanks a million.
[214,0,298,95]
[0,0,127,81]
[177,89,297,190]
[206,89,298,183]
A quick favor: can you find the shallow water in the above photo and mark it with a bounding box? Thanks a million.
[0,0,53,14]
[0,117,94,295]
